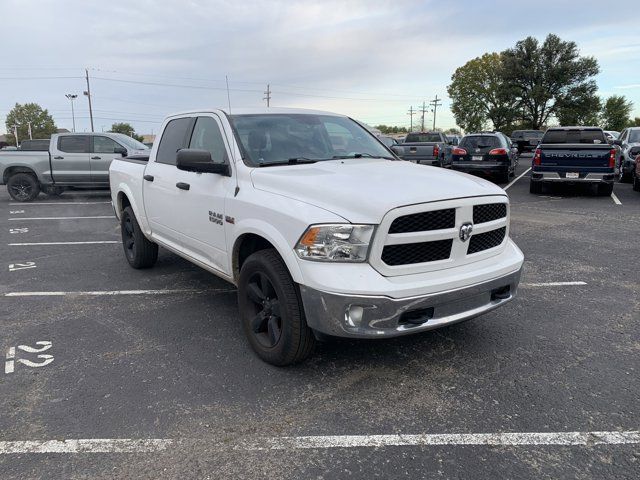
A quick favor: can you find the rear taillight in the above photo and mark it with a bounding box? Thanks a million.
[533,148,542,166]
[488,148,508,155]
[433,145,440,157]
[609,148,616,168]
[452,147,467,155]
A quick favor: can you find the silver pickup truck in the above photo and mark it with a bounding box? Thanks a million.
[0,132,149,201]
[393,131,452,167]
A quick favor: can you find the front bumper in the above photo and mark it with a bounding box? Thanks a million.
[531,171,615,184]
[300,266,522,338]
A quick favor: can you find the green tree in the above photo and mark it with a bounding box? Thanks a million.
[4,103,57,146]
[502,34,599,129]
[447,53,518,133]
[109,122,144,142]
[631,117,640,127]
[600,95,633,131]
[555,83,601,126]
[374,125,408,134]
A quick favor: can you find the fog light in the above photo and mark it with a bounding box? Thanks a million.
[345,305,364,327]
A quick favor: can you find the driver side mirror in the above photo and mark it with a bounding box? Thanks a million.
[613,139,622,146]
[390,145,404,156]
[114,146,128,157]
[176,149,230,175]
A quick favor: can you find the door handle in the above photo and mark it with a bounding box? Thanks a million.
[176,182,190,190]
[143,174,154,182]
[91,156,101,160]
[53,156,64,160]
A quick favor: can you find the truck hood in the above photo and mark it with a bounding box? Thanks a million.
[250,158,506,223]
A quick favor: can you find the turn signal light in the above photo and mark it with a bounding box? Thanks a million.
[488,148,508,155]
[533,148,542,165]
[452,147,467,155]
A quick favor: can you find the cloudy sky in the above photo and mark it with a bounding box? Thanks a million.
[1,0,638,136]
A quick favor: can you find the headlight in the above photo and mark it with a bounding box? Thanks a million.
[295,224,375,262]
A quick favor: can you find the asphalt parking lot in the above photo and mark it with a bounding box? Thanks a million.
[0,158,638,479]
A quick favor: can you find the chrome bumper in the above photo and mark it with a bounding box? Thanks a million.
[300,267,522,338]
[532,172,615,183]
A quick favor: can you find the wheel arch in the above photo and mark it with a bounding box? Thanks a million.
[3,166,38,185]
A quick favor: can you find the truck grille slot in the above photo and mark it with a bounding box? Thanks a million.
[382,239,452,266]
[473,203,507,224]
[388,208,455,233]
[468,227,506,254]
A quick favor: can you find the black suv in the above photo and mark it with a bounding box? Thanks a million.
[450,132,518,183]
[511,130,544,154]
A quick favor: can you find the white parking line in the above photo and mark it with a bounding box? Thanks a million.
[8,241,119,246]
[8,216,113,221]
[504,167,531,190]
[611,193,622,205]
[2,288,236,297]
[521,281,587,287]
[9,201,111,206]
[1,430,638,454]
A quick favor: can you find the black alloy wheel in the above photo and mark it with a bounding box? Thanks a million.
[245,272,283,348]
[120,206,158,269]
[122,214,137,262]
[7,173,40,202]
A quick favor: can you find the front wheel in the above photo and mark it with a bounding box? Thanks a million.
[238,249,315,366]
[7,173,40,202]
[121,206,158,268]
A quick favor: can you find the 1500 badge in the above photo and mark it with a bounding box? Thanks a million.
[209,211,223,225]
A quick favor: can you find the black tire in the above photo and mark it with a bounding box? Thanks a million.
[529,179,542,194]
[633,174,640,192]
[7,173,40,202]
[497,171,510,184]
[238,249,315,366]
[121,206,158,269]
[598,183,614,196]
[620,171,632,183]
[43,185,65,196]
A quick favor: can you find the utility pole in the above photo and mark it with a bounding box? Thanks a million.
[419,101,428,131]
[83,69,94,132]
[430,94,442,130]
[263,84,271,107]
[27,121,33,140]
[12,124,19,146]
[65,93,78,132]
[407,106,415,131]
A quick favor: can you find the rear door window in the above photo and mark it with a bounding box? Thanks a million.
[156,117,194,165]
[542,129,606,144]
[58,136,90,153]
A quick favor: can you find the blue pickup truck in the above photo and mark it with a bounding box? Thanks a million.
[530,127,616,196]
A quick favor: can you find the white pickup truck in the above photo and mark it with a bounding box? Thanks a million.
[109,108,524,365]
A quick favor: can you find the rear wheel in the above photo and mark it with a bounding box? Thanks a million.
[620,171,632,183]
[497,171,510,184]
[121,206,158,268]
[529,179,542,194]
[598,183,614,196]
[632,174,640,192]
[7,173,40,202]
[238,249,315,366]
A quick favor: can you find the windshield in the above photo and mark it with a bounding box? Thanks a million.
[629,130,640,143]
[230,114,393,166]
[113,133,149,150]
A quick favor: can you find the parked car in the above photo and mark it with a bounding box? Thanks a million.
[511,130,544,153]
[109,107,524,365]
[450,132,518,183]
[394,131,451,167]
[19,139,50,151]
[604,130,620,142]
[615,127,640,183]
[378,136,398,148]
[530,127,616,195]
[0,132,149,201]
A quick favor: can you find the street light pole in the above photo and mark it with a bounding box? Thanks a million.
[65,94,78,132]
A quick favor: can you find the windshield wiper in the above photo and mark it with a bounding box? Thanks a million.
[332,153,395,160]
[257,157,319,167]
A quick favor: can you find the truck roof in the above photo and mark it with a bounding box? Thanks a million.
[166,107,346,118]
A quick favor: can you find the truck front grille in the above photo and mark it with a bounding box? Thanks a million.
[473,203,507,224]
[389,208,455,233]
[381,240,452,266]
[468,227,506,254]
